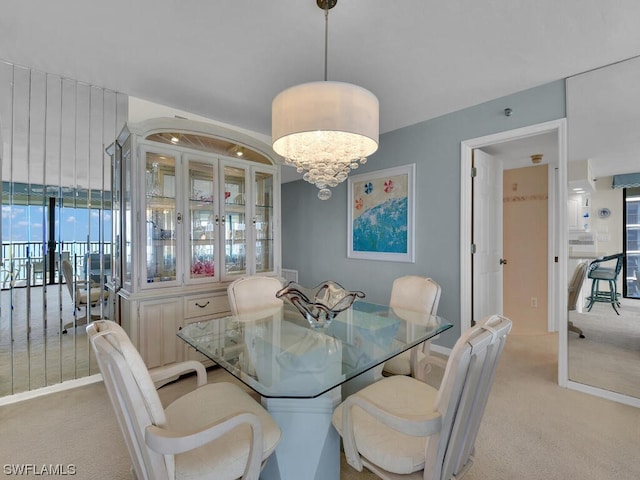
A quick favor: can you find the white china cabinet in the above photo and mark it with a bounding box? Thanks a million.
[108,118,281,368]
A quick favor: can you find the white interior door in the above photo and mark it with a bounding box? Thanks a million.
[472,149,504,323]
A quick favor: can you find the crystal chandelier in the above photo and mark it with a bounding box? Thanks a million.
[272,0,379,200]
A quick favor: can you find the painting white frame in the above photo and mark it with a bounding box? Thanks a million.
[347,164,415,262]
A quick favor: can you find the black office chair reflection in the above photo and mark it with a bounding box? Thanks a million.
[586,253,624,315]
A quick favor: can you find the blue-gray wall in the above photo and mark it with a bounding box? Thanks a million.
[281,80,566,347]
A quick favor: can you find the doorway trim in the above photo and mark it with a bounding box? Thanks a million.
[460,118,568,386]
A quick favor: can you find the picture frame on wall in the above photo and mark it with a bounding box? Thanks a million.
[347,163,416,262]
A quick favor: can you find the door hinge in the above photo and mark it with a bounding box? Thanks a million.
[470,243,477,254]
[471,167,477,177]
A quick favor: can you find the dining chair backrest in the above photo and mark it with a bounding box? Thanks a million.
[427,314,512,480]
[568,261,588,311]
[227,275,283,315]
[87,320,170,480]
[61,259,76,303]
[382,275,442,378]
[389,275,441,315]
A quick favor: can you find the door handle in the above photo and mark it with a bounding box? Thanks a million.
[499,258,508,265]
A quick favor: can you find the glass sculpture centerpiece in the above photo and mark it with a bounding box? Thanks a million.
[276,280,365,328]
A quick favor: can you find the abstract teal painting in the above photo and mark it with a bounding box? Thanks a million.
[347,164,415,262]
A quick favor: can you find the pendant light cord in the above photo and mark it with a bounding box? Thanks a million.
[324,2,329,81]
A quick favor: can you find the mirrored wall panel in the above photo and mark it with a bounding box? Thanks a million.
[566,56,640,400]
[0,61,126,397]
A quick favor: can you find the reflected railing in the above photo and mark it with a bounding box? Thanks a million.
[1,242,112,290]
[0,241,113,397]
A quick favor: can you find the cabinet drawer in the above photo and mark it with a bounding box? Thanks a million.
[184,294,230,319]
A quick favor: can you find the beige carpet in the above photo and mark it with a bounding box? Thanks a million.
[568,298,640,398]
[1,331,639,479]
[0,286,101,396]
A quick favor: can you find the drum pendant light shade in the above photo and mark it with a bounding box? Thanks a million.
[271,0,380,200]
[272,81,379,199]
[272,81,379,157]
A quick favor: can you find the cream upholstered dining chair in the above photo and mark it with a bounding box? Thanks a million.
[61,259,109,333]
[382,276,442,380]
[87,320,281,480]
[332,314,512,480]
[227,275,284,377]
[568,261,589,338]
[227,275,284,315]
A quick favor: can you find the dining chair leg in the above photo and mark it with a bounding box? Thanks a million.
[586,279,597,311]
[608,279,621,315]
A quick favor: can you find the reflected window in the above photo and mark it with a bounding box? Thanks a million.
[624,187,640,298]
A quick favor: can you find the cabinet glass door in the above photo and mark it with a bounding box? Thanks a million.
[144,151,178,285]
[122,136,133,288]
[254,170,274,274]
[223,165,247,277]
[187,158,218,282]
[111,140,122,290]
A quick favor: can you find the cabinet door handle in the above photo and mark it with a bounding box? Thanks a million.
[215,215,219,225]
[195,301,210,308]
[177,212,183,224]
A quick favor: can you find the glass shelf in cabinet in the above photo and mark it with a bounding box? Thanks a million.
[146,194,176,203]
[224,202,246,210]
[189,197,215,205]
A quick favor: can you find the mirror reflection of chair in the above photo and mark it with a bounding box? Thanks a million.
[1,263,17,289]
[85,252,111,284]
[332,314,512,480]
[585,253,624,315]
[382,276,442,381]
[568,261,588,338]
[31,259,45,285]
[55,251,71,282]
[61,259,109,333]
[87,320,281,480]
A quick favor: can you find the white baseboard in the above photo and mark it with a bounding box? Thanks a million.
[567,380,640,408]
[0,374,103,407]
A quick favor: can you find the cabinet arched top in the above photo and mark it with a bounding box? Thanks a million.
[121,117,281,167]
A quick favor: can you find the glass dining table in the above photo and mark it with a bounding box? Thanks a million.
[178,300,452,480]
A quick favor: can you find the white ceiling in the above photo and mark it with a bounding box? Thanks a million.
[567,55,640,179]
[482,131,558,171]
[1,0,640,179]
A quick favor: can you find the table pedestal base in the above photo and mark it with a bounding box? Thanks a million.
[341,366,383,400]
[260,388,341,480]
